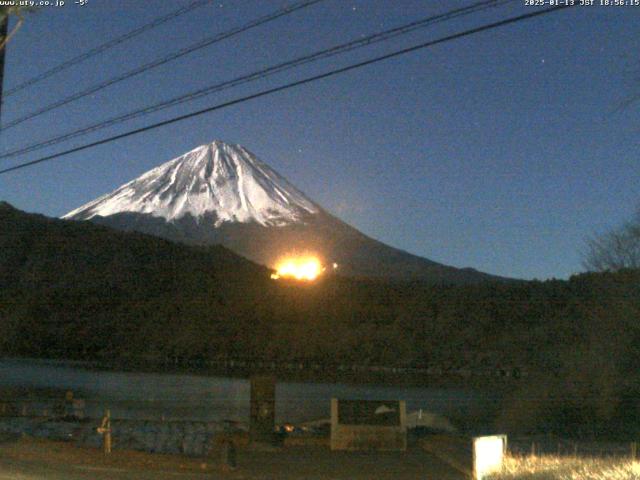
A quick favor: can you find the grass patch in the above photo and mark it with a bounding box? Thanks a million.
[487,455,640,480]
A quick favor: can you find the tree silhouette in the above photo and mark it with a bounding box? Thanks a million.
[584,207,640,272]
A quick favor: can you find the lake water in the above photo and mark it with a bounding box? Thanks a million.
[0,358,495,425]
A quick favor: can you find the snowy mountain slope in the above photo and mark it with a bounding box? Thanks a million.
[63,141,318,227]
[64,140,508,284]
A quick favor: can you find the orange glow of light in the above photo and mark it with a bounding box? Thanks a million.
[271,256,325,281]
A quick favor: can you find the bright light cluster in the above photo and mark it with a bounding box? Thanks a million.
[271,256,325,281]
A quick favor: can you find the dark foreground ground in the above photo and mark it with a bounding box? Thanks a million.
[0,436,464,480]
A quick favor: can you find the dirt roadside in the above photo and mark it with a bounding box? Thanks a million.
[0,436,464,479]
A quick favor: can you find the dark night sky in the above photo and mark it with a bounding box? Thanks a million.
[0,0,638,280]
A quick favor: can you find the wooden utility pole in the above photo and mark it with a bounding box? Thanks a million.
[0,14,8,124]
[97,409,112,454]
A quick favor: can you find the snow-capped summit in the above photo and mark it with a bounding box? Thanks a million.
[63,140,507,284]
[63,140,318,227]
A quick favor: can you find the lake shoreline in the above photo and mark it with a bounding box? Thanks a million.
[0,355,523,391]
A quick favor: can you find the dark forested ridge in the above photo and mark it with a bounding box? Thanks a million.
[1,202,639,436]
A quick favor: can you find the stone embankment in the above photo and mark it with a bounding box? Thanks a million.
[0,416,239,456]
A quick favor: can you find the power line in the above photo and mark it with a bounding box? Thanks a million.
[0,5,573,177]
[0,0,325,131]
[0,0,513,161]
[3,0,213,98]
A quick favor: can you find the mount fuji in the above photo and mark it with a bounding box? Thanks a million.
[64,140,504,283]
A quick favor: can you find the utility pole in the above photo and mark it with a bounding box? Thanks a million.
[0,14,8,124]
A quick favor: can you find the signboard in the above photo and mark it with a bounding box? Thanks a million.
[473,435,507,479]
[331,398,406,451]
[337,399,401,426]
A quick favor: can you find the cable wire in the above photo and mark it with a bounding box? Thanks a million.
[0,0,512,161]
[3,0,213,98]
[0,0,325,130]
[0,5,574,176]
